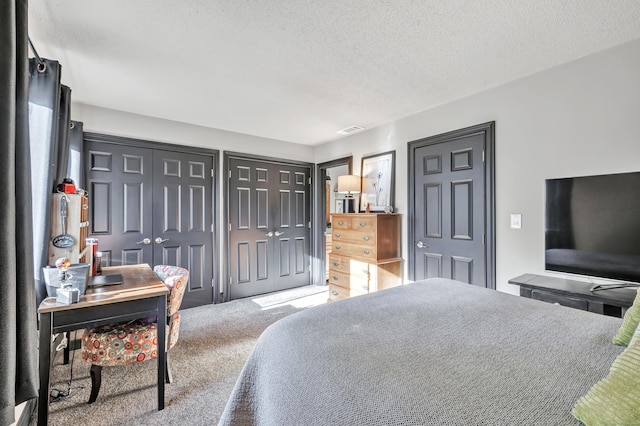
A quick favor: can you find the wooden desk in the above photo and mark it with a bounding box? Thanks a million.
[37,264,168,426]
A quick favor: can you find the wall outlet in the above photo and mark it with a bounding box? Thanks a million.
[510,214,522,229]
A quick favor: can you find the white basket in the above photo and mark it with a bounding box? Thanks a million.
[43,263,90,297]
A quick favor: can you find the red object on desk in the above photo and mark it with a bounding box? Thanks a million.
[57,178,76,194]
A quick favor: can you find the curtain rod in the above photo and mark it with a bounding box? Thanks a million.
[28,37,47,72]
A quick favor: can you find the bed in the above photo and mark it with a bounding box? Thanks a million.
[218,278,628,425]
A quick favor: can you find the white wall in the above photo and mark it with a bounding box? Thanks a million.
[71,103,315,162]
[314,38,640,294]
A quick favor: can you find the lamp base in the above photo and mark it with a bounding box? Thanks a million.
[343,197,354,213]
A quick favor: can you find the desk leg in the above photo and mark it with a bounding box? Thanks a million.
[157,294,166,410]
[38,312,52,426]
[63,331,70,365]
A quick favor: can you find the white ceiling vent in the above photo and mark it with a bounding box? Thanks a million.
[337,125,365,136]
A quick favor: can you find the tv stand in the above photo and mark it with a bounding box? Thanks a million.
[509,273,637,318]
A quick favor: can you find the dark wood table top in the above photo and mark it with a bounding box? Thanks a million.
[38,264,168,313]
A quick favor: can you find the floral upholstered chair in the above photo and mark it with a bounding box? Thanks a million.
[81,265,189,403]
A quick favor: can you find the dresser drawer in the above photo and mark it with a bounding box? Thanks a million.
[332,242,377,261]
[328,255,369,276]
[332,217,351,229]
[351,216,376,231]
[328,270,369,292]
[530,289,589,311]
[332,229,376,245]
[328,283,366,302]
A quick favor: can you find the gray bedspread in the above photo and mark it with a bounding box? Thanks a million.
[219,278,624,425]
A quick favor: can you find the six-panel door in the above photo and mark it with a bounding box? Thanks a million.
[228,157,311,299]
[85,141,215,308]
[412,134,486,285]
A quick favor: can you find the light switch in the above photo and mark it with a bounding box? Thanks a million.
[510,214,522,229]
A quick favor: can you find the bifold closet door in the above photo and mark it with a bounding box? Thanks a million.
[228,156,311,299]
[85,142,154,266]
[85,140,215,308]
[152,148,214,308]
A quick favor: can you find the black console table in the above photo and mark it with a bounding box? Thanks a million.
[509,273,637,318]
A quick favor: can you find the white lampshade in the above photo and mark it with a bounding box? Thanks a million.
[337,175,361,195]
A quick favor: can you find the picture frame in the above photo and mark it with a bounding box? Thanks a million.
[335,199,344,213]
[360,150,395,212]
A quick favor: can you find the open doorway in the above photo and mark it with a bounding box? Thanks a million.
[314,156,352,284]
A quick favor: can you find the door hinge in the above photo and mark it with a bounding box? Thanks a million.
[308,221,311,229]
[228,169,231,178]
[211,168,214,177]
[482,234,485,245]
[229,276,233,285]
[229,223,231,232]
[211,278,215,288]
[482,150,485,163]
[308,177,312,185]
[211,223,214,232]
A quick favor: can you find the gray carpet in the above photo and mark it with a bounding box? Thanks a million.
[30,285,328,426]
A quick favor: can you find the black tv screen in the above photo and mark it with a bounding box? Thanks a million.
[545,171,640,283]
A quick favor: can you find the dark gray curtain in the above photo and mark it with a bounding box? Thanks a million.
[28,57,62,306]
[0,1,39,425]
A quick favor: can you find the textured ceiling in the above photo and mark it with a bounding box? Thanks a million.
[28,1,640,145]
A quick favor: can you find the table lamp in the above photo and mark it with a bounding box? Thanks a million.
[337,175,361,213]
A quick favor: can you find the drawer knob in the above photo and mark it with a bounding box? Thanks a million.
[359,222,366,227]
[338,221,344,226]
[331,290,339,296]
[363,236,370,241]
[335,233,340,237]
[363,249,370,255]
[332,262,339,267]
[335,245,341,250]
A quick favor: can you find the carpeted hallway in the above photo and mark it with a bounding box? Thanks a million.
[30,285,328,426]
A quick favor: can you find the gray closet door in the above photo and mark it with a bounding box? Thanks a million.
[228,156,311,299]
[85,140,215,308]
[85,142,154,266]
[152,148,214,308]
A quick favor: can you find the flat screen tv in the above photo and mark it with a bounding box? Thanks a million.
[545,171,640,284]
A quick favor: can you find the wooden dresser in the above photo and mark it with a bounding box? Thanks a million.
[328,213,402,302]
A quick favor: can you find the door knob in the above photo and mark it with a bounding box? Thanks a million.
[155,237,169,244]
[265,231,273,237]
[136,238,151,245]
[274,231,284,236]
[416,241,427,248]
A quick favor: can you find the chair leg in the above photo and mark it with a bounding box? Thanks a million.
[88,365,102,404]
[166,352,173,384]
